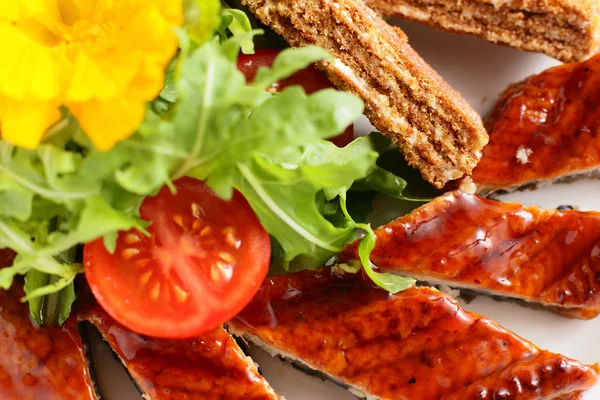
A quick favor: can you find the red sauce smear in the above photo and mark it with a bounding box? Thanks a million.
[0,283,97,400]
[471,54,600,192]
[81,306,280,399]
[340,191,600,319]
[231,268,599,399]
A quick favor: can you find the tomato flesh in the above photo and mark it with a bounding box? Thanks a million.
[84,178,270,338]
[238,49,355,147]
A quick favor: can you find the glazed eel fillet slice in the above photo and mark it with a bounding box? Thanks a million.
[242,0,488,188]
[0,286,99,399]
[80,305,280,400]
[339,191,600,319]
[365,0,600,63]
[470,53,600,195]
[228,268,599,400]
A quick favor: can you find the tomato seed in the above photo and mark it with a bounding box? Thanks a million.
[219,252,234,263]
[124,233,141,244]
[139,270,153,285]
[192,220,203,231]
[173,214,184,228]
[149,283,161,300]
[191,203,201,217]
[173,284,189,303]
[122,248,140,260]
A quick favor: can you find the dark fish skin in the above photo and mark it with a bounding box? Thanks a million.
[80,305,280,400]
[340,191,600,319]
[230,267,599,400]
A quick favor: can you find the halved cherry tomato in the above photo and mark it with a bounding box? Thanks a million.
[0,249,15,268]
[238,49,354,147]
[84,178,270,338]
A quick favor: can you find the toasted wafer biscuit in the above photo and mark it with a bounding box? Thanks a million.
[242,0,488,188]
[367,0,600,62]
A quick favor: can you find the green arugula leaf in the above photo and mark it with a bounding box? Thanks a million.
[170,41,362,197]
[353,166,408,199]
[56,281,76,326]
[151,58,178,115]
[0,143,101,204]
[234,136,376,266]
[252,46,332,90]
[24,269,78,326]
[221,8,255,54]
[24,245,78,327]
[0,180,34,221]
[355,223,416,293]
[24,269,46,325]
[184,0,221,45]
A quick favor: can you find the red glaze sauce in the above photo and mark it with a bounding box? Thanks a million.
[82,306,280,400]
[471,54,600,192]
[0,284,97,400]
[340,191,600,319]
[231,268,599,400]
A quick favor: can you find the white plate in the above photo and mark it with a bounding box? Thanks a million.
[93,19,600,400]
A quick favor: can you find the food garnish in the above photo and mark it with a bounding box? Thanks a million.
[84,177,271,337]
[237,49,354,147]
[0,0,415,331]
[0,1,181,151]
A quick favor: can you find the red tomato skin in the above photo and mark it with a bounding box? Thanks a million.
[238,49,354,147]
[84,178,270,338]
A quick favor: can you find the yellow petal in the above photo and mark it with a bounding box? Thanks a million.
[0,97,61,149]
[0,20,62,101]
[127,59,165,100]
[121,3,179,63]
[156,0,183,26]
[0,2,26,20]
[0,0,52,21]
[69,97,145,151]
[56,0,95,26]
[66,51,119,101]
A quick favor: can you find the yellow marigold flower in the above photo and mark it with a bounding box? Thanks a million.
[0,0,182,151]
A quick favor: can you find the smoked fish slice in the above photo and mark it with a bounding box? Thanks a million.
[470,53,600,195]
[229,268,599,400]
[339,191,600,319]
[81,305,280,400]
